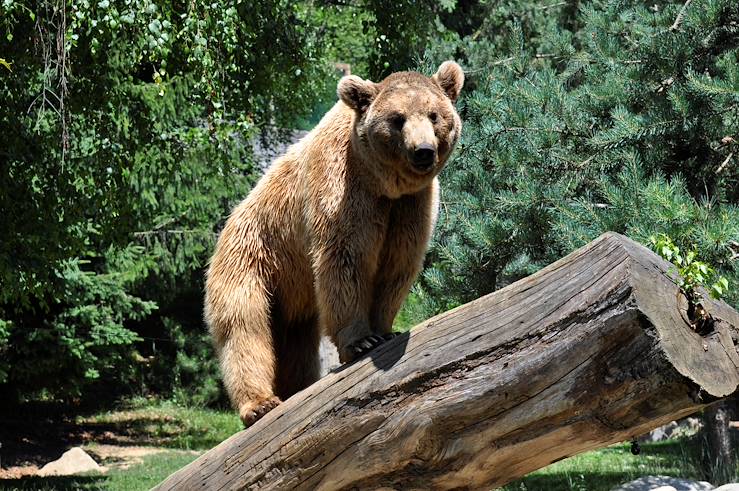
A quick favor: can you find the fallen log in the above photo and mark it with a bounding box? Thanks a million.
[155,232,739,490]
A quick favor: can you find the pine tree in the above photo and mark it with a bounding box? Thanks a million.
[408,0,739,324]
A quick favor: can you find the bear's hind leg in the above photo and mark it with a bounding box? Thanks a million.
[219,324,282,427]
[207,276,282,427]
[274,315,322,400]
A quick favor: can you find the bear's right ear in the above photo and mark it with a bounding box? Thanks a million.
[337,75,377,113]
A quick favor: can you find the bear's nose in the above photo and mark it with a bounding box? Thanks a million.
[412,143,436,170]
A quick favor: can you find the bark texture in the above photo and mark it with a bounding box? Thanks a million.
[703,401,734,484]
[155,232,739,491]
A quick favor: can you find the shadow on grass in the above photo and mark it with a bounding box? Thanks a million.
[641,437,700,455]
[0,401,237,471]
[72,416,222,449]
[0,474,108,491]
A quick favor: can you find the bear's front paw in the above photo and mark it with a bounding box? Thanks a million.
[346,332,400,362]
[239,395,282,428]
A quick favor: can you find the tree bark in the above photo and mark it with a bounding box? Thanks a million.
[703,401,734,484]
[155,232,739,491]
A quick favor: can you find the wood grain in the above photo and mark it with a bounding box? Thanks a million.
[155,232,739,490]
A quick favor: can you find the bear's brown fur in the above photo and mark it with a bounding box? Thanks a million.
[205,61,464,426]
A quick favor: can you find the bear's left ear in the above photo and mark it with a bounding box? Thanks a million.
[337,75,378,113]
[433,61,464,103]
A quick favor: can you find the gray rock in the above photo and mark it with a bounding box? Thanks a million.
[714,485,739,491]
[641,418,703,442]
[611,476,714,491]
[253,130,308,171]
[319,336,340,377]
[39,447,101,476]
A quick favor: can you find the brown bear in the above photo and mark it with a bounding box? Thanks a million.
[205,61,464,426]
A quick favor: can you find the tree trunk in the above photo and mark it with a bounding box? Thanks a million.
[703,401,734,484]
[155,232,739,491]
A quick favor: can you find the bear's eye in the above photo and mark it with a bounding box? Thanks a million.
[389,114,405,130]
[429,112,438,124]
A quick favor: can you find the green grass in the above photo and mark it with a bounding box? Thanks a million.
[74,398,242,450]
[0,452,199,491]
[0,399,240,491]
[501,439,706,491]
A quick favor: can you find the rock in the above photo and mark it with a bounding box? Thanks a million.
[611,476,714,491]
[319,336,340,377]
[715,485,739,491]
[645,423,676,443]
[38,447,101,476]
[253,130,309,171]
[640,418,703,442]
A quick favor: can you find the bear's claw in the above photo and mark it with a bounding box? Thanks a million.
[347,332,400,361]
[240,395,281,428]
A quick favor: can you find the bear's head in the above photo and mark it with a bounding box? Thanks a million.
[338,61,464,198]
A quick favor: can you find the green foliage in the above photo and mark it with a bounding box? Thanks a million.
[363,0,456,79]
[309,0,459,80]
[165,317,225,407]
[0,0,359,403]
[651,233,730,301]
[4,253,157,400]
[0,0,463,404]
[414,0,739,319]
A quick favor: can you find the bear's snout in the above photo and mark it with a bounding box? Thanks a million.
[412,143,436,172]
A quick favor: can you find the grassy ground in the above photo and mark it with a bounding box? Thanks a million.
[0,399,241,491]
[0,399,724,491]
[0,452,199,491]
[75,398,243,450]
[501,439,707,491]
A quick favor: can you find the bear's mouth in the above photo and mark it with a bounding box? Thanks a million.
[409,160,435,175]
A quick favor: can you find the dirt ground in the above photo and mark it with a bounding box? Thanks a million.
[0,445,193,479]
[0,405,198,479]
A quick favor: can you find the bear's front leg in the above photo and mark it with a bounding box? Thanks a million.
[371,181,439,334]
[313,239,382,363]
[311,191,396,363]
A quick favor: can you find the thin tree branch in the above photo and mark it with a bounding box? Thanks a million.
[670,0,693,31]
[537,1,567,10]
[716,152,733,175]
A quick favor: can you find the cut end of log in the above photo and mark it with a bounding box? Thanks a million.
[612,233,739,399]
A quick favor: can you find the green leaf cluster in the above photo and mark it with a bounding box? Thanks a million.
[0,0,353,403]
[651,233,730,301]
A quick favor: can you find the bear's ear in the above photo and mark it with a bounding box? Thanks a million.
[433,61,464,103]
[337,75,377,113]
